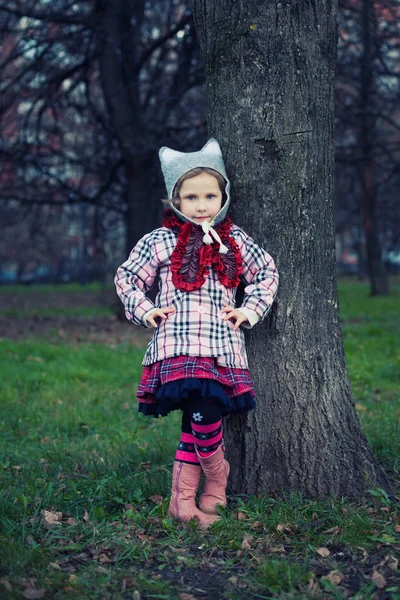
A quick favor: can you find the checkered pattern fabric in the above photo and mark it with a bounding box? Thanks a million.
[115,223,278,370]
[137,356,255,401]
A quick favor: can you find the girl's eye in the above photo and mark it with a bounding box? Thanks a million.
[207,195,215,199]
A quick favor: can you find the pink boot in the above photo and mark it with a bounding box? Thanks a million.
[168,461,220,529]
[197,445,230,515]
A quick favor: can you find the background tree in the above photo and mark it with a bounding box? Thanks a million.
[0,0,206,279]
[335,0,400,293]
[191,0,391,497]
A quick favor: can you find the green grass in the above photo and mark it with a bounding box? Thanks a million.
[1,306,113,318]
[0,279,399,599]
[0,282,112,294]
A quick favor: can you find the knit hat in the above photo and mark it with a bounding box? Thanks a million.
[159,138,231,227]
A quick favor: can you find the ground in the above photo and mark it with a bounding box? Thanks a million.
[0,281,399,599]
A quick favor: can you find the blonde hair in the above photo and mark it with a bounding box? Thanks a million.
[170,167,227,209]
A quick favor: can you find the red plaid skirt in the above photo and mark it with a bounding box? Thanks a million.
[136,356,255,417]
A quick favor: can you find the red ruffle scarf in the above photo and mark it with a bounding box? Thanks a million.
[162,209,243,292]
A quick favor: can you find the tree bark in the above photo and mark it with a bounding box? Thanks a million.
[191,0,390,497]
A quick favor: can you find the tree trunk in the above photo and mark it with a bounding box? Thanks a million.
[191,0,390,497]
[97,0,160,251]
[360,0,388,296]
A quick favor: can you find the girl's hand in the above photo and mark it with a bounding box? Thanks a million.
[147,305,176,328]
[221,304,249,330]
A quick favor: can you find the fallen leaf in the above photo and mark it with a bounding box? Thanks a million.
[270,545,286,553]
[371,570,386,589]
[139,461,151,470]
[321,570,344,587]
[356,403,366,411]
[179,594,196,600]
[317,547,330,557]
[237,511,247,521]
[241,534,254,549]
[0,578,12,591]
[96,566,109,575]
[42,510,63,529]
[149,495,163,503]
[83,509,90,522]
[66,518,76,526]
[27,356,44,363]
[98,554,113,564]
[251,521,264,530]
[394,524,400,533]
[228,576,238,585]
[323,525,340,536]
[21,590,45,599]
[276,523,294,534]
[49,562,61,570]
[386,554,398,571]
[307,577,319,592]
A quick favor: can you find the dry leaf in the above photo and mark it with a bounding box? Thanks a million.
[270,545,286,553]
[386,554,398,571]
[149,495,163,503]
[96,566,109,575]
[371,570,386,589]
[322,570,344,586]
[98,554,113,564]
[356,403,366,411]
[316,547,330,557]
[228,576,238,585]
[49,562,61,570]
[121,577,134,592]
[0,578,12,592]
[394,524,400,533]
[241,534,254,549]
[179,594,196,600]
[83,509,90,522]
[276,523,293,534]
[237,511,247,521]
[133,591,141,600]
[42,510,62,529]
[323,525,340,536]
[251,521,264,530]
[21,590,45,599]
[27,356,44,363]
[66,518,76,526]
[139,461,151,470]
[307,577,319,592]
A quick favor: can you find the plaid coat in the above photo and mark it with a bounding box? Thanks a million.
[115,224,279,369]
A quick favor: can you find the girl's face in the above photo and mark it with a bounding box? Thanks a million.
[178,172,223,224]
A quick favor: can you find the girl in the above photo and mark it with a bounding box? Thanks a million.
[115,139,279,529]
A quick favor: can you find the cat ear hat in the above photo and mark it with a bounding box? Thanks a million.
[159,138,231,227]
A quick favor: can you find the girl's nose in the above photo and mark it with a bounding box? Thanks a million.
[197,199,207,212]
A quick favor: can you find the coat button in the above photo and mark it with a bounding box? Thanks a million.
[245,284,256,294]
